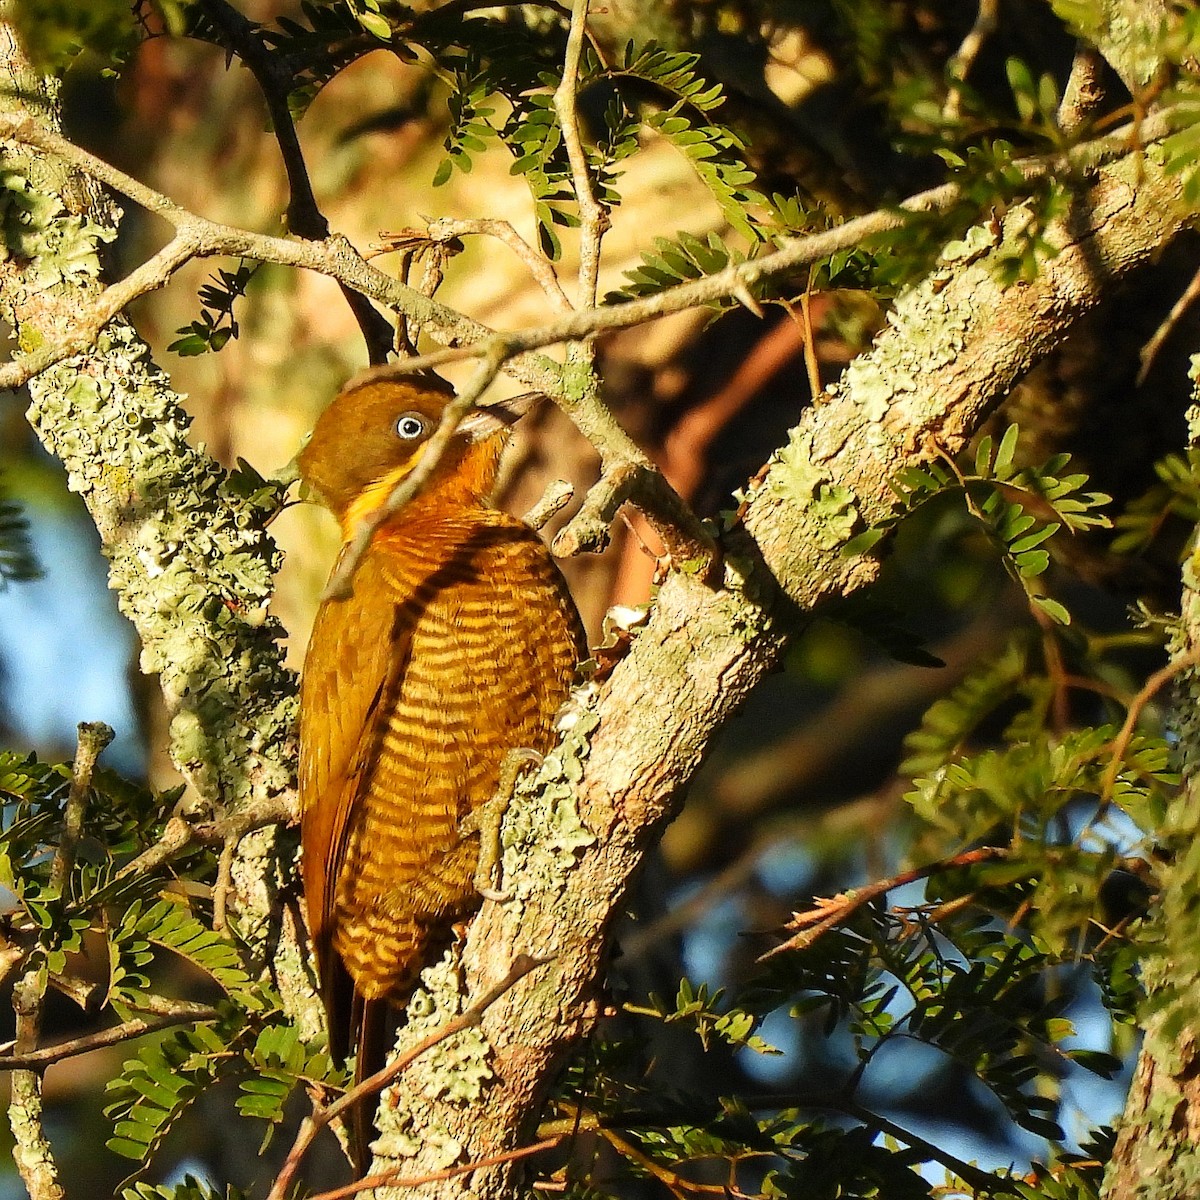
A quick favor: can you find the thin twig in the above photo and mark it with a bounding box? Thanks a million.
[49,721,113,897]
[0,1006,220,1071]
[1137,261,1200,386]
[943,0,1000,120]
[554,0,606,313]
[758,846,1009,962]
[550,462,640,557]
[112,795,292,889]
[306,1136,563,1200]
[1100,643,1200,802]
[212,831,240,936]
[320,343,511,598]
[425,219,574,314]
[524,478,575,530]
[267,953,550,1200]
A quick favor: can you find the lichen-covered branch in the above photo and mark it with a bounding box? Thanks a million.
[9,966,61,1199]
[372,143,1189,1200]
[0,12,315,1023]
[1101,369,1200,1200]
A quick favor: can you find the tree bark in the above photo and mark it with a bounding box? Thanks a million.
[1102,380,1200,1199]
[0,12,317,1030]
[376,151,1190,1200]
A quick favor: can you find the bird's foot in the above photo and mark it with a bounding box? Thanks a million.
[459,748,543,902]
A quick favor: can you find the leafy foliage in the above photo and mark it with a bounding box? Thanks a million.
[168,263,256,357]
[607,230,742,305]
[121,1177,245,1200]
[887,425,1112,625]
[0,477,40,586]
[1111,448,1200,557]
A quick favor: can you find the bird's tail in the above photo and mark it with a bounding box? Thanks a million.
[348,992,390,1176]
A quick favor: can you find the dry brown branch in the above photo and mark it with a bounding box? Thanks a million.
[1100,643,1200,802]
[1137,262,1200,385]
[267,954,550,1200]
[0,1005,221,1071]
[759,847,1010,962]
[307,1136,563,1200]
[426,219,574,314]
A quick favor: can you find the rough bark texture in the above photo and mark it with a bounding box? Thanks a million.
[374,152,1190,1199]
[0,16,316,1030]
[1101,385,1200,1200]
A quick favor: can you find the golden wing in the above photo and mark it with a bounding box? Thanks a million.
[298,545,415,1024]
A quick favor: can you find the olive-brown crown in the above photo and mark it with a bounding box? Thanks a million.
[297,377,511,525]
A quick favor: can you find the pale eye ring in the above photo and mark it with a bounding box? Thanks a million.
[395,412,427,440]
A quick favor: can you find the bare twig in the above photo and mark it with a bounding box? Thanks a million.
[1100,643,1200,802]
[212,830,240,936]
[307,1136,563,1200]
[426,219,574,314]
[0,1005,220,1071]
[1137,262,1200,386]
[48,721,113,897]
[758,846,1010,962]
[551,462,640,557]
[267,953,550,1200]
[943,0,1000,120]
[525,478,575,531]
[554,0,606,312]
[112,796,293,889]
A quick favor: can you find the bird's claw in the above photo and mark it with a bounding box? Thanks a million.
[462,748,543,902]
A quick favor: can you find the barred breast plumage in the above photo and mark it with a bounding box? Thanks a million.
[295,378,584,1161]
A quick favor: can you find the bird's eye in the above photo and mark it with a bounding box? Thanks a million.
[395,413,427,440]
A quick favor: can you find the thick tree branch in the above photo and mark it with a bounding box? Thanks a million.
[372,143,1189,1199]
[1102,377,1200,1199]
[0,15,321,1056]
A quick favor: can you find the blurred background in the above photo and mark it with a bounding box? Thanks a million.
[2,0,1198,1194]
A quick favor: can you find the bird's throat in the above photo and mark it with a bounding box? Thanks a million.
[338,438,504,543]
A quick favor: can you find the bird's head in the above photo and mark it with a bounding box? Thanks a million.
[297,375,534,533]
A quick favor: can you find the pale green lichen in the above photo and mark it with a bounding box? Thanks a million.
[771,430,826,503]
[0,169,112,287]
[499,689,598,896]
[373,950,493,1168]
[762,429,863,552]
[0,164,296,817]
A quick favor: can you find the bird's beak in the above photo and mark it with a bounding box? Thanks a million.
[459,392,544,441]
